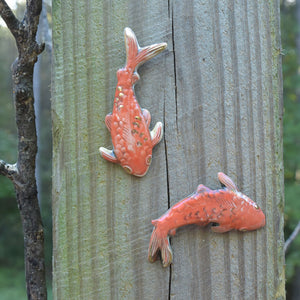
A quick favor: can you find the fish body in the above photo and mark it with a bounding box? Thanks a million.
[99,28,167,177]
[148,172,266,267]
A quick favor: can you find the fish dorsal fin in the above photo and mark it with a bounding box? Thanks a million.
[218,172,239,192]
[196,184,212,194]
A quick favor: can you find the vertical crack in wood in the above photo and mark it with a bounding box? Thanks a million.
[167,3,175,299]
[171,5,178,131]
[168,267,172,300]
[163,94,172,300]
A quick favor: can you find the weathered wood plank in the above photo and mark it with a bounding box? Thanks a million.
[52,0,171,299]
[52,0,285,299]
[166,1,284,299]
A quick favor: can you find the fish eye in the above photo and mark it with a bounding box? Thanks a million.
[123,166,132,174]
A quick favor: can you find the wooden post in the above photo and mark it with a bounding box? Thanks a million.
[52,0,285,299]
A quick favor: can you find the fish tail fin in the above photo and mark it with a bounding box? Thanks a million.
[148,219,173,267]
[134,43,167,67]
[124,27,167,71]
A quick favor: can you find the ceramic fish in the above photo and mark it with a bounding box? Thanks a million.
[99,28,167,177]
[148,172,266,267]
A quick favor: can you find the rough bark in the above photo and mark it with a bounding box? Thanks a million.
[0,1,47,299]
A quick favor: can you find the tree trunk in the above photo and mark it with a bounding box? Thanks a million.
[52,0,285,299]
[0,0,47,298]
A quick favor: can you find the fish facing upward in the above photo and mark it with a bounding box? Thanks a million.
[99,28,167,177]
[148,172,266,267]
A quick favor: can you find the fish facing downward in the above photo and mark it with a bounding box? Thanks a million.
[148,172,266,267]
[99,28,167,177]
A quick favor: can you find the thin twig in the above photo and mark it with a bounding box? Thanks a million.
[0,160,18,180]
[285,220,300,253]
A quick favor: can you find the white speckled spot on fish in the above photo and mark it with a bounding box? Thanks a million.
[128,145,134,152]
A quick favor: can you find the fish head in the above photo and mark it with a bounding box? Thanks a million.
[233,191,266,231]
[121,154,152,177]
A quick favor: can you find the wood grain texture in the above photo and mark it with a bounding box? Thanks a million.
[52,0,285,299]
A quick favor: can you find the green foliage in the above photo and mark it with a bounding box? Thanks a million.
[0,29,17,136]
[0,192,23,267]
[285,184,300,280]
[0,27,23,267]
[0,27,18,202]
[0,267,26,300]
[282,5,300,179]
[281,1,300,283]
[0,267,53,300]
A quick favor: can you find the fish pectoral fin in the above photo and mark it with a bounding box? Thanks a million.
[142,109,151,127]
[169,228,176,236]
[132,72,140,84]
[99,147,118,163]
[105,113,113,132]
[150,122,163,146]
[211,224,231,233]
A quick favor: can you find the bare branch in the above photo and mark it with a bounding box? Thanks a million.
[0,0,20,38]
[1,0,47,298]
[0,159,18,181]
[24,0,43,40]
[285,220,300,253]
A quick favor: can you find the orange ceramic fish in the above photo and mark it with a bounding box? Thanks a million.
[148,172,266,267]
[99,28,167,177]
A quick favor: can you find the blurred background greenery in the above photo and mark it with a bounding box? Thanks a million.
[0,0,300,299]
[282,1,300,298]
